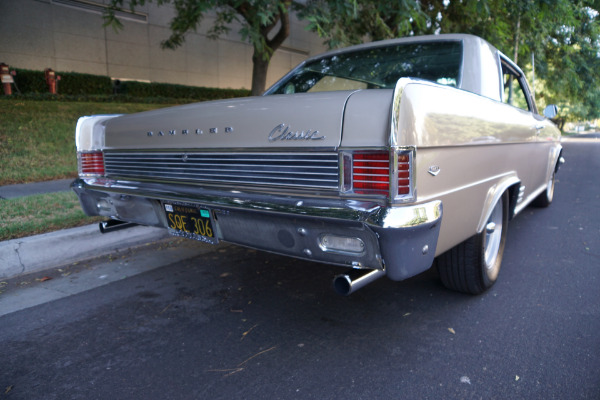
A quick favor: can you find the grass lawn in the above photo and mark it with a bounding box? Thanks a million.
[0,191,103,241]
[0,99,177,185]
[0,99,177,240]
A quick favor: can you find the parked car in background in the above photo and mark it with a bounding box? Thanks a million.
[73,34,562,295]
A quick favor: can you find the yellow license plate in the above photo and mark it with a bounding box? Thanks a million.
[164,202,217,244]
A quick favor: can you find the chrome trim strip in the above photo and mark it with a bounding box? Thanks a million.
[74,178,442,230]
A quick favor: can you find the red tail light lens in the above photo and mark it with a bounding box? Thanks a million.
[397,154,411,195]
[78,151,105,176]
[352,151,390,195]
[342,148,414,202]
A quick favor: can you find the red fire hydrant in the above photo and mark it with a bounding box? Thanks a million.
[1,63,16,95]
[44,68,61,94]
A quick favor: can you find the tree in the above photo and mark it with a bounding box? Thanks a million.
[297,0,426,48]
[300,0,600,121]
[104,0,292,96]
[422,0,600,121]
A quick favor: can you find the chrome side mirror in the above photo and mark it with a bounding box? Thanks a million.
[544,104,558,119]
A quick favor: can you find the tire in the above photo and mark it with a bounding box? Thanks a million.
[531,171,555,208]
[437,192,509,294]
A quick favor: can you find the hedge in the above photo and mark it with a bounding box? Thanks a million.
[8,68,250,101]
[13,69,112,95]
[118,80,250,100]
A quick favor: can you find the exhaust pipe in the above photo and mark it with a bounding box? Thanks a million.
[99,219,137,234]
[333,269,385,296]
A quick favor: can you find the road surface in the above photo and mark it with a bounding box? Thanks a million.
[1,139,598,400]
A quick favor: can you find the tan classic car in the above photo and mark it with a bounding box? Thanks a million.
[73,34,562,295]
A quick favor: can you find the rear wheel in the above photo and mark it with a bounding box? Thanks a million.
[437,192,509,294]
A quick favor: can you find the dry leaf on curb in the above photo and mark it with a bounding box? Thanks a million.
[37,276,52,282]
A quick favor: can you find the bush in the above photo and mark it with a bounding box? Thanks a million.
[13,69,112,95]
[12,69,47,93]
[59,72,113,95]
[119,81,250,101]
[9,68,250,101]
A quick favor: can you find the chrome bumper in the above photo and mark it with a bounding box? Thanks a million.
[72,178,442,281]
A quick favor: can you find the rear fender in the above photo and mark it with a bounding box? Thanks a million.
[476,175,520,234]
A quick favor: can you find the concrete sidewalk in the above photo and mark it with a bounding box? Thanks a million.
[0,223,169,280]
[0,179,168,280]
[0,179,74,199]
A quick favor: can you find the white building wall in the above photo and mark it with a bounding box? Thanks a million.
[0,0,327,90]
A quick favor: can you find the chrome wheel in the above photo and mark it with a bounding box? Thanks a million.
[533,171,556,208]
[484,199,503,281]
[546,172,555,203]
[437,192,508,294]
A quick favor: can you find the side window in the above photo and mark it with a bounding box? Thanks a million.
[501,61,531,112]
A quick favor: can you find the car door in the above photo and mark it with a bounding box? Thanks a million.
[499,55,549,201]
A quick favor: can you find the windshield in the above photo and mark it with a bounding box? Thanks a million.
[266,40,463,95]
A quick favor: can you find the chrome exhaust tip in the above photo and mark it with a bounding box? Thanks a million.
[99,219,137,234]
[333,269,385,296]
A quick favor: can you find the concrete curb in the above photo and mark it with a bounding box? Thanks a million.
[0,224,169,280]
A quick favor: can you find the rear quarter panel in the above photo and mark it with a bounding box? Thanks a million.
[392,82,560,255]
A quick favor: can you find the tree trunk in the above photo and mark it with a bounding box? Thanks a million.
[251,50,271,96]
[513,16,520,64]
[246,2,291,96]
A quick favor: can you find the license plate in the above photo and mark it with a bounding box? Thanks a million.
[164,202,218,244]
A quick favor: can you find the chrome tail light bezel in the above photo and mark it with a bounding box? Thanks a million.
[339,147,416,204]
[77,150,105,177]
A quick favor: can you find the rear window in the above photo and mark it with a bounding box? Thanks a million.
[267,40,463,95]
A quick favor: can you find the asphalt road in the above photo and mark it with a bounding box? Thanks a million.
[1,139,599,400]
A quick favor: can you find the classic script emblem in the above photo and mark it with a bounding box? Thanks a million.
[268,124,325,142]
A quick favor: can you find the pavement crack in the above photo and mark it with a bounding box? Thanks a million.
[14,241,26,275]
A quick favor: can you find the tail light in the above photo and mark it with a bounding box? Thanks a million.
[341,148,414,203]
[397,153,410,195]
[78,151,105,177]
[352,151,390,195]
[75,115,120,178]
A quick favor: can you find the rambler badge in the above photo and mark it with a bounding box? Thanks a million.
[268,123,325,142]
[146,127,233,136]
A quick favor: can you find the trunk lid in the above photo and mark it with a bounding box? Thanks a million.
[104,91,355,150]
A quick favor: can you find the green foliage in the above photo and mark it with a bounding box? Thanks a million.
[2,93,191,104]
[8,68,250,101]
[59,71,113,95]
[120,81,250,100]
[297,0,426,48]
[300,0,600,122]
[0,191,103,241]
[11,69,48,93]
[13,69,113,95]
[0,99,176,185]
